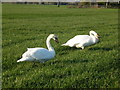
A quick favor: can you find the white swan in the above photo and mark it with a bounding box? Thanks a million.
[17,34,59,63]
[62,30,100,49]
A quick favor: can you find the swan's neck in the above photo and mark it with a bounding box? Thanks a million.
[46,37,55,57]
[46,37,55,56]
[90,34,99,43]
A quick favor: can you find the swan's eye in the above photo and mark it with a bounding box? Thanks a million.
[54,37,58,40]
[91,33,94,36]
[54,37,58,41]
[53,36,59,43]
[53,35,58,40]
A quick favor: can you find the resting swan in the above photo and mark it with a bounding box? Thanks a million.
[62,30,100,49]
[17,34,59,63]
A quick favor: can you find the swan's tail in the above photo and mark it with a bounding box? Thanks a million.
[17,58,27,62]
[61,43,68,46]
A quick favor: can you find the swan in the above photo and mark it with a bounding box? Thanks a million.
[62,30,100,49]
[17,34,59,63]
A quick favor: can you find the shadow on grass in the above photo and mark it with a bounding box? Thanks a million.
[88,47,113,51]
[30,59,92,68]
[58,46,78,51]
[57,46,81,55]
[62,59,93,64]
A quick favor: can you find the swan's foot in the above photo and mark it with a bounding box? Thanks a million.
[81,46,84,49]
[76,46,84,49]
[76,44,84,49]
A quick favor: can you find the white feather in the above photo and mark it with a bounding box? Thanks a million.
[17,34,58,63]
[62,31,100,49]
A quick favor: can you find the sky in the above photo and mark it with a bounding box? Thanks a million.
[1,0,119,2]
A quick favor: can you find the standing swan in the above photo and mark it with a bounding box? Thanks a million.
[62,30,100,49]
[17,34,59,63]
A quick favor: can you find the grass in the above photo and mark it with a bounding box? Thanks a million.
[2,4,119,88]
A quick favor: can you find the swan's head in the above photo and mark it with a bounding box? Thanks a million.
[89,30,100,39]
[49,34,59,43]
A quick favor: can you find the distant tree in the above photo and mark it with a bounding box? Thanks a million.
[109,2,119,8]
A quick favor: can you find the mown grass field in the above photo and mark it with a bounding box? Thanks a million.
[2,4,119,88]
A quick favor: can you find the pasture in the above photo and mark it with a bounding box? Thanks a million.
[2,4,119,88]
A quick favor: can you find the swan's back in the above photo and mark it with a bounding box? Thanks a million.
[62,31,100,49]
[65,35,93,46]
[27,48,55,60]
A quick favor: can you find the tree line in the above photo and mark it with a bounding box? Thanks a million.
[2,2,119,8]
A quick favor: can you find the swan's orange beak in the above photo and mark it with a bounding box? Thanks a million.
[96,34,101,38]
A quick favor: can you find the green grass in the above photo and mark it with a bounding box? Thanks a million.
[2,4,119,88]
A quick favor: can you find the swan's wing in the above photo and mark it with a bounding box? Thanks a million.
[21,49,35,61]
[27,48,53,60]
[65,35,91,46]
[75,35,95,46]
[22,48,41,57]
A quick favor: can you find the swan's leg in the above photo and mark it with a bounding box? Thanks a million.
[81,46,84,49]
[75,44,84,49]
[75,44,82,48]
